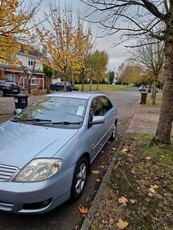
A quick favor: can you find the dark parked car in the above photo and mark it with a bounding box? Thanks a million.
[0,81,20,96]
[0,92,118,214]
[50,81,77,92]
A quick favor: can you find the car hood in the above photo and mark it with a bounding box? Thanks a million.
[0,121,78,168]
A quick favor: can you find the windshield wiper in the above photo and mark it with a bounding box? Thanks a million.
[24,118,52,122]
[11,118,52,123]
[51,121,82,125]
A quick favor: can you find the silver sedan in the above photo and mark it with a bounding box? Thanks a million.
[0,92,118,214]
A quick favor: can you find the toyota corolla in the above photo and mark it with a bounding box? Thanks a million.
[0,92,118,214]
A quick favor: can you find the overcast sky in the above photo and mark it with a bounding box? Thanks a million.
[39,0,129,72]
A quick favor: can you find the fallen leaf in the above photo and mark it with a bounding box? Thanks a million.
[118,196,128,206]
[149,187,156,193]
[148,192,154,197]
[112,147,116,151]
[109,218,114,225]
[92,170,100,174]
[121,145,131,153]
[129,199,137,204]
[78,206,88,215]
[116,219,129,229]
[152,184,159,189]
[146,156,152,160]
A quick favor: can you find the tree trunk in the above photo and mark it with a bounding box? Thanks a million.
[151,79,156,105]
[82,80,85,92]
[154,33,173,144]
[46,76,50,94]
[89,79,92,91]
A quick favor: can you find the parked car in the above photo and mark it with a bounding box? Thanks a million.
[0,81,20,96]
[50,81,77,92]
[139,84,146,91]
[0,92,118,214]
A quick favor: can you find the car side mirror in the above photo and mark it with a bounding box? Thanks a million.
[92,116,105,125]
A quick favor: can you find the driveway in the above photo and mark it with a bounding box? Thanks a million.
[0,90,140,230]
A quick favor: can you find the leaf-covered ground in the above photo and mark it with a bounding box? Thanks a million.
[90,134,173,230]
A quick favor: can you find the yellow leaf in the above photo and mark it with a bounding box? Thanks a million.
[149,188,156,193]
[153,185,159,189]
[118,196,128,206]
[78,206,88,215]
[116,219,129,229]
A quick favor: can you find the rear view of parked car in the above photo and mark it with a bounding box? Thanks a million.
[0,92,117,214]
[50,81,77,92]
[0,81,20,96]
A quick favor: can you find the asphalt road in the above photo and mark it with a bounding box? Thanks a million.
[0,90,140,230]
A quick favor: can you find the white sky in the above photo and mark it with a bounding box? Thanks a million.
[39,0,129,72]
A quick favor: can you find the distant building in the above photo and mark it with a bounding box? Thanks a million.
[0,48,46,90]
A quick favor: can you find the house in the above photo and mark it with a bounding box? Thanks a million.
[0,48,46,90]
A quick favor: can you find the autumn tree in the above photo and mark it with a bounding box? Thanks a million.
[0,0,42,63]
[73,20,93,92]
[89,50,108,90]
[116,60,142,85]
[43,62,54,93]
[131,37,164,105]
[82,0,173,145]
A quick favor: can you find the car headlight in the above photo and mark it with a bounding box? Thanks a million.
[14,158,62,182]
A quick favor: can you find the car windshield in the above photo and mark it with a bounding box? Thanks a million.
[14,96,88,127]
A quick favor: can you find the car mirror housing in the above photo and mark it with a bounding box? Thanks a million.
[92,116,105,125]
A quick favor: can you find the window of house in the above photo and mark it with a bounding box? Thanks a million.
[31,77,37,85]
[7,74,18,83]
[28,58,36,66]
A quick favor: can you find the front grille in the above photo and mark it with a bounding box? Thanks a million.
[0,164,18,182]
[0,201,14,211]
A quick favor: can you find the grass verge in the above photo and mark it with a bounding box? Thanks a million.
[91,134,173,230]
[75,84,131,92]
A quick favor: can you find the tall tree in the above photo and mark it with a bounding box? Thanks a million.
[89,50,108,90]
[82,0,173,145]
[108,71,115,84]
[73,19,93,92]
[0,0,42,63]
[131,38,164,105]
[36,4,75,91]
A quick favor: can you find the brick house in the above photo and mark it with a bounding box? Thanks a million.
[0,49,46,90]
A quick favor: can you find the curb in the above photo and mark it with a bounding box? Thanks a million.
[81,105,140,229]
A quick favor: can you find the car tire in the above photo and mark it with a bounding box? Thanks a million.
[109,121,117,141]
[70,157,88,201]
[0,90,4,97]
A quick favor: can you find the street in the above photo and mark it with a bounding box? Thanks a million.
[0,90,140,230]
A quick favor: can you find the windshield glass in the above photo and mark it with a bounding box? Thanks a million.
[15,96,88,125]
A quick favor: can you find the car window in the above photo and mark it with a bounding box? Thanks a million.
[100,96,113,114]
[90,97,104,117]
[16,96,88,125]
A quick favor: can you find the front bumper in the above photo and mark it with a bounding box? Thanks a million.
[0,166,74,214]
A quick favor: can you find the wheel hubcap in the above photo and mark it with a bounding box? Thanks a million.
[75,163,87,194]
[112,124,116,138]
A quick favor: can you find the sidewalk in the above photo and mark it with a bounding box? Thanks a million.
[127,106,160,134]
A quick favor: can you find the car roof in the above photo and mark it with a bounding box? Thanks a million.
[47,92,107,100]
